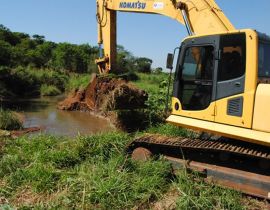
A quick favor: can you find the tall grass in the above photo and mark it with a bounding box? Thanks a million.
[0,128,250,209]
[0,132,172,209]
[40,84,61,96]
[133,72,169,93]
[124,73,171,128]
[174,170,244,210]
[146,123,198,139]
[0,109,23,130]
[66,73,91,91]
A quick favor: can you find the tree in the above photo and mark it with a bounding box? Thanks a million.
[0,24,154,75]
[116,45,136,73]
[51,43,89,73]
[10,46,27,66]
[0,40,12,66]
[32,34,45,45]
[28,42,56,67]
[135,57,153,73]
[88,46,99,73]
[0,25,21,46]
[153,67,163,74]
[13,32,30,40]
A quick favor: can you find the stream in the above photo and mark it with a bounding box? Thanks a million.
[1,95,114,136]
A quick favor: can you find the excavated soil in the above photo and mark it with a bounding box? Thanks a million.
[58,74,148,113]
[57,74,148,131]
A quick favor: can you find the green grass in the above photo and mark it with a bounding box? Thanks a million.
[133,72,169,93]
[124,72,173,128]
[0,109,23,130]
[40,84,61,96]
[0,132,172,209]
[0,127,249,209]
[146,123,198,138]
[174,170,244,210]
[66,73,91,91]
[1,66,69,98]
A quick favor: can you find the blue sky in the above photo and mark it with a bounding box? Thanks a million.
[1,0,269,70]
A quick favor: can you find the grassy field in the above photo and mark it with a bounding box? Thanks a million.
[0,124,253,210]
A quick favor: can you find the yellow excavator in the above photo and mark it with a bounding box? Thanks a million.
[96,0,270,199]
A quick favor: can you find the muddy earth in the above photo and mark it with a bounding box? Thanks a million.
[58,74,148,112]
[58,74,148,131]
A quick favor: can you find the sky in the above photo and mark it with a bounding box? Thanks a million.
[1,0,270,70]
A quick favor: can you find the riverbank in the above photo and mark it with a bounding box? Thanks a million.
[0,108,41,138]
[1,72,269,209]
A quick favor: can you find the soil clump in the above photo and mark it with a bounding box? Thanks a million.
[58,74,148,113]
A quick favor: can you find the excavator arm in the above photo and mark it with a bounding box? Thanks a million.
[96,0,235,73]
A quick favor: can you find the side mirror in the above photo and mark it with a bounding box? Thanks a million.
[166,53,174,69]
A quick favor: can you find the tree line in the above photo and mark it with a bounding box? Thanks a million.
[0,24,98,73]
[0,24,157,74]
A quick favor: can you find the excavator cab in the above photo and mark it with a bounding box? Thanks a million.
[167,29,270,147]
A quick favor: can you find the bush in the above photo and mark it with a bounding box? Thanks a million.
[66,73,90,91]
[40,84,61,96]
[118,71,139,81]
[34,69,68,92]
[1,67,68,98]
[0,109,23,130]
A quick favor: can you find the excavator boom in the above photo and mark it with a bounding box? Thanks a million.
[96,0,235,73]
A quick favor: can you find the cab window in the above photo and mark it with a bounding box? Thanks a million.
[259,41,270,78]
[218,34,246,81]
[182,46,214,81]
[180,45,214,110]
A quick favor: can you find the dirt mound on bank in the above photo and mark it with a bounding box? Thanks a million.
[58,74,148,113]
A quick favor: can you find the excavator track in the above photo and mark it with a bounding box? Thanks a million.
[127,134,270,199]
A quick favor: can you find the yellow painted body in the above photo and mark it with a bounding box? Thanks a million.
[171,30,258,128]
[166,115,270,147]
[169,29,270,146]
[253,84,270,133]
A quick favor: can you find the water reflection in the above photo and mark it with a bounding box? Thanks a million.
[1,96,114,136]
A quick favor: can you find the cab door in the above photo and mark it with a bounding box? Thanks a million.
[214,33,249,127]
[173,36,219,121]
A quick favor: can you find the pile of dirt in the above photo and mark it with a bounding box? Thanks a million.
[58,74,148,113]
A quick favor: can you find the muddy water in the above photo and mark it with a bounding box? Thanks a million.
[2,96,114,136]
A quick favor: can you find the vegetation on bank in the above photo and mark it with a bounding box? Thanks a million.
[0,24,164,99]
[66,73,91,91]
[0,66,68,98]
[0,132,170,209]
[0,125,247,210]
[0,109,23,130]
